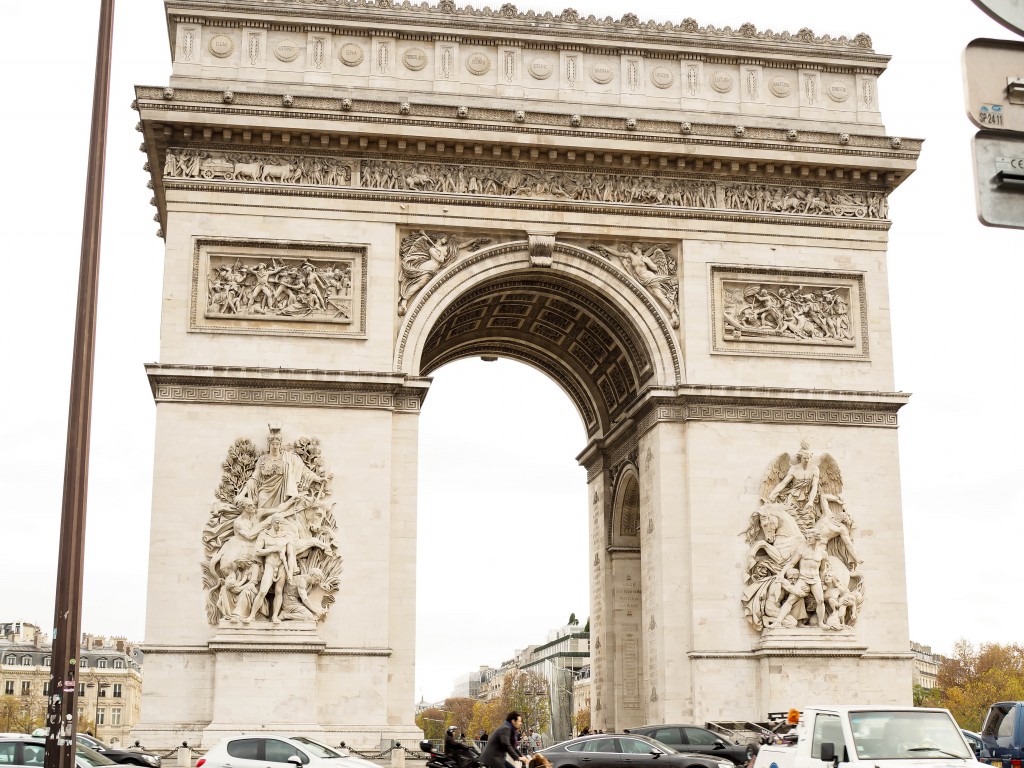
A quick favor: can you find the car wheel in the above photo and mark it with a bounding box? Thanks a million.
[745,745,757,761]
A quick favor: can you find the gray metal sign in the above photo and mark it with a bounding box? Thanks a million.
[964,38,1024,132]
[971,0,1024,37]
[973,131,1024,228]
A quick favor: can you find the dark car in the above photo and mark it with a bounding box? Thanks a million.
[537,733,735,768]
[75,734,162,768]
[623,726,752,765]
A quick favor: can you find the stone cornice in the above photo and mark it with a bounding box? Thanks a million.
[166,1,888,68]
[146,364,430,411]
[136,86,923,161]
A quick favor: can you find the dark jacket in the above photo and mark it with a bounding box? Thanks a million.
[480,720,523,768]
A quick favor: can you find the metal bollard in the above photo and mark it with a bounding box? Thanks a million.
[390,746,405,768]
[177,747,191,768]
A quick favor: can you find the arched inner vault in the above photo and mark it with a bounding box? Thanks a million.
[418,259,664,437]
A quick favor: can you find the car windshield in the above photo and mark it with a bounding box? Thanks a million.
[849,711,973,760]
[76,744,118,767]
[291,737,343,758]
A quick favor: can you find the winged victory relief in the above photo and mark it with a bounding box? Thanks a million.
[741,441,864,632]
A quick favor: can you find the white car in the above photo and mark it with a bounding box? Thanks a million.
[197,735,381,768]
[0,737,118,768]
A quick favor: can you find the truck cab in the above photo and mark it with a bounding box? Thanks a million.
[752,706,982,768]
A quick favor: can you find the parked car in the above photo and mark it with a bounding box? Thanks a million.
[537,733,735,768]
[197,735,380,768]
[978,701,1024,767]
[963,730,986,756]
[75,734,162,767]
[624,726,753,764]
[0,736,117,768]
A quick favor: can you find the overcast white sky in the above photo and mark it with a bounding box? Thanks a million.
[1,0,1021,706]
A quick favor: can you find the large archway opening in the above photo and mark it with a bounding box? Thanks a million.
[414,357,589,704]
[408,251,677,733]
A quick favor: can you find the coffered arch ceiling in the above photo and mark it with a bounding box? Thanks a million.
[419,271,657,437]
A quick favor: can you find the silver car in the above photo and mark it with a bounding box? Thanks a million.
[197,735,380,768]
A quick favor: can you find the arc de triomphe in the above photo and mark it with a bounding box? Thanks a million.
[134,0,919,749]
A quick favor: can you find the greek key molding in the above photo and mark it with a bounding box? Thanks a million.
[151,385,423,411]
[146,365,428,412]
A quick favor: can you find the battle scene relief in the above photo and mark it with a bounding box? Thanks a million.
[742,442,864,633]
[201,424,343,626]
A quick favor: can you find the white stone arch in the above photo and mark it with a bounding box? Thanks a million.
[394,238,682,436]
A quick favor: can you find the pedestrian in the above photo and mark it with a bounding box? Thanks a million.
[580,727,590,737]
[479,731,489,743]
[480,712,528,768]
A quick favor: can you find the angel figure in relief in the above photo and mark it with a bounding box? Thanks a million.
[741,440,864,632]
[592,242,680,328]
[397,231,460,316]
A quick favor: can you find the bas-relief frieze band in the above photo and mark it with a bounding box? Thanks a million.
[163,147,891,225]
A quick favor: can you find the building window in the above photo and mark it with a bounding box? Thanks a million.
[21,681,31,695]
[97,659,107,669]
[43,657,50,666]
[111,708,122,726]
[4,681,13,695]
[3,655,14,665]
[98,686,107,698]
[43,682,49,696]
[80,659,88,668]
[77,707,84,721]
[113,684,122,698]
[21,657,31,666]
[97,708,105,725]
[113,660,124,669]
[79,683,86,697]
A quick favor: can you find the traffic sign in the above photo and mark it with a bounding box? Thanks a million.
[973,131,1024,229]
[971,0,1024,38]
[963,38,1024,132]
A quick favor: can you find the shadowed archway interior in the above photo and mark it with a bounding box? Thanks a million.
[420,271,656,437]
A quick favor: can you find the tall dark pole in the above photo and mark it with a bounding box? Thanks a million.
[45,1,115,766]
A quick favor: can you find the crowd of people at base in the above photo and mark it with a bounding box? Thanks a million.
[445,712,608,768]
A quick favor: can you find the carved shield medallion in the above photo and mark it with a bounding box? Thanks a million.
[466,52,491,75]
[403,47,428,71]
[274,40,300,62]
[209,34,234,58]
[650,66,675,89]
[339,42,365,67]
[768,75,792,98]
[589,63,615,85]
[827,80,851,102]
[528,57,553,80]
[710,70,734,93]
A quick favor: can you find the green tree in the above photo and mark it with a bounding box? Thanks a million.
[502,670,550,736]
[0,693,47,733]
[935,641,1024,731]
[468,699,503,740]
[444,697,478,737]
[913,684,941,708]
[573,706,591,736]
[416,707,449,741]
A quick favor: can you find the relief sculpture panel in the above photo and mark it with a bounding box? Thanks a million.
[164,147,355,187]
[191,239,367,338]
[201,424,343,626]
[742,441,864,633]
[710,267,866,359]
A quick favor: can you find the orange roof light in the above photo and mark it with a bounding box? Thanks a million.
[787,709,800,725]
